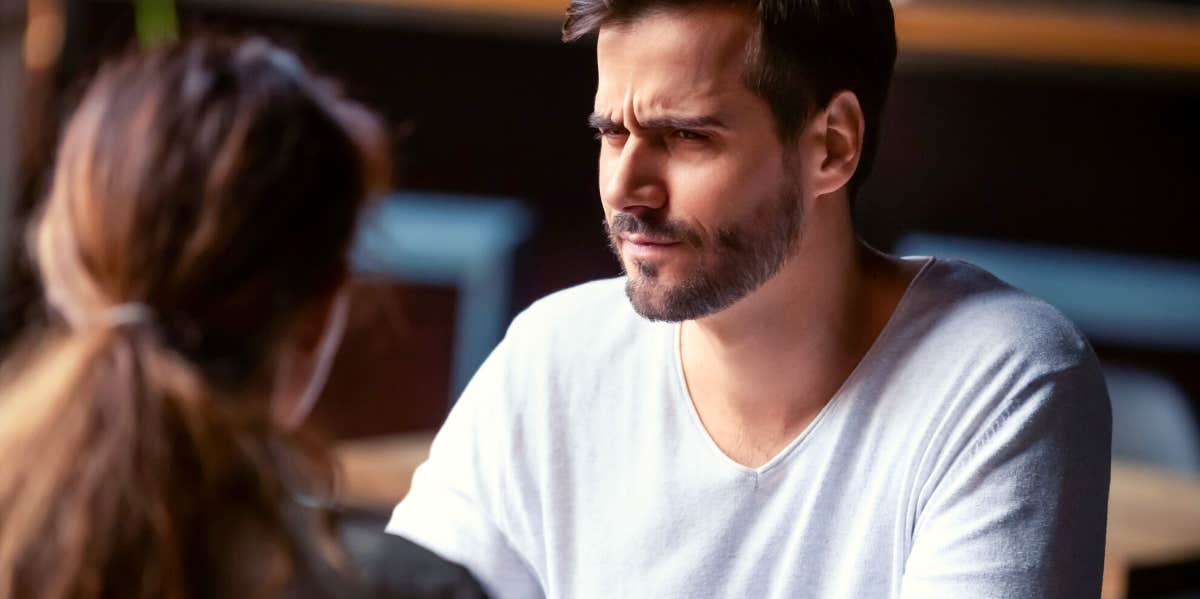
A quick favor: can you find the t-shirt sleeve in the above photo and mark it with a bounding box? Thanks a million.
[899,357,1112,599]
[386,333,544,599]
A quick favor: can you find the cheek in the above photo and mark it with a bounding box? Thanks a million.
[667,158,776,222]
[597,156,612,189]
[602,203,615,223]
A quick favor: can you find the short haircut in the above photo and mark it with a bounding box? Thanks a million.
[563,0,897,196]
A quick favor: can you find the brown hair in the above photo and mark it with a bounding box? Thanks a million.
[0,38,387,599]
[563,0,897,196]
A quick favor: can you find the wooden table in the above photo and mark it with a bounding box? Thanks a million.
[335,432,435,510]
[336,434,1200,598]
[1103,462,1200,599]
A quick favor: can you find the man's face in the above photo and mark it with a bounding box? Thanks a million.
[594,6,804,322]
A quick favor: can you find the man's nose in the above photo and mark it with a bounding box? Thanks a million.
[602,136,666,215]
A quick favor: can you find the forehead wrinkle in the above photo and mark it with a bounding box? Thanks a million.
[595,8,755,131]
[594,81,729,127]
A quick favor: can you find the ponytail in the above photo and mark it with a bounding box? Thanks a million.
[0,37,381,599]
[0,322,307,599]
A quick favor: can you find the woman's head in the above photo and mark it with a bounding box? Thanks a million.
[36,37,384,398]
[0,38,387,599]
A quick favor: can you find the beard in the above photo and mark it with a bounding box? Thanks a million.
[605,179,803,322]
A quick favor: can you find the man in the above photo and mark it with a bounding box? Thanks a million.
[388,2,1112,597]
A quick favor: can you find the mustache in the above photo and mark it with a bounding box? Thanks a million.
[605,212,702,247]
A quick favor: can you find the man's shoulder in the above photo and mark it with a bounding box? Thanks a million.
[883,259,1110,482]
[910,258,1094,371]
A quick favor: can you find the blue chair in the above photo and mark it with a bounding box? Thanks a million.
[352,192,533,403]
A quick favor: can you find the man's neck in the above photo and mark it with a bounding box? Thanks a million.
[678,202,917,468]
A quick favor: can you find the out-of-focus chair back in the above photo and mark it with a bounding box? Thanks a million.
[1104,363,1200,474]
[352,192,533,404]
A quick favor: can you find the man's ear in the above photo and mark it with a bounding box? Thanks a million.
[807,90,864,198]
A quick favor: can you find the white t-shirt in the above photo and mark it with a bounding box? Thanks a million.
[388,258,1111,599]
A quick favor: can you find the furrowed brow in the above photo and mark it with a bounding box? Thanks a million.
[587,113,727,132]
[638,115,726,131]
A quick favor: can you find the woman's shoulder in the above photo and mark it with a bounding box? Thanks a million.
[335,507,491,599]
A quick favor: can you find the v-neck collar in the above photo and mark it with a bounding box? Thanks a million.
[670,256,938,477]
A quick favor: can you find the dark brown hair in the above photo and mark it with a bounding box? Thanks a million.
[563,0,897,195]
[0,38,386,598]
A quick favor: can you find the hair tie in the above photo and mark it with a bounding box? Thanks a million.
[99,303,156,329]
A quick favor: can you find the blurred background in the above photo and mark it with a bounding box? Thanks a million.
[0,1,1198,597]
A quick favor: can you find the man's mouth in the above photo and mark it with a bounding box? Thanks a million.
[623,233,679,246]
[620,234,682,260]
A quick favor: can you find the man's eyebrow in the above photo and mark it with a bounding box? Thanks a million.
[639,115,727,131]
[587,113,621,130]
[587,113,727,131]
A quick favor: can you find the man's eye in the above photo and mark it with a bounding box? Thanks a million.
[594,128,623,138]
[672,130,707,142]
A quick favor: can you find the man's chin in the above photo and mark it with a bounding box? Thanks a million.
[626,290,674,322]
[623,262,758,322]
[624,274,691,322]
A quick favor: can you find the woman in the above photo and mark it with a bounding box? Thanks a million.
[0,38,484,599]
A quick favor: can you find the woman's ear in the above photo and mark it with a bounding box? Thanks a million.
[292,288,344,353]
[271,286,351,430]
[806,90,865,198]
